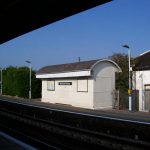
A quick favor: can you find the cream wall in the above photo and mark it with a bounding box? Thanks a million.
[39,61,120,109]
[42,78,94,109]
[93,62,117,109]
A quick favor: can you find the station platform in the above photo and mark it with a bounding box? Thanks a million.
[0,95,150,123]
[0,95,150,149]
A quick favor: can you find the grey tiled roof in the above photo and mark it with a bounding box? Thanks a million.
[133,51,150,71]
[37,59,99,74]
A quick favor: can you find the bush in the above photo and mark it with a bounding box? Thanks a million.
[1,66,41,99]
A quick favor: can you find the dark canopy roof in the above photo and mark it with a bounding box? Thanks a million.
[133,51,150,71]
[37,60,98,74]
[0,0,111,44]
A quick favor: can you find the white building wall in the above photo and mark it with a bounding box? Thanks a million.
[93,62,117,109]
[42,78,94,109]
[134,70,150,111]
[39,60,120,109]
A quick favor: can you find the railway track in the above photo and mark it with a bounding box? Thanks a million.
[0,97,150,149]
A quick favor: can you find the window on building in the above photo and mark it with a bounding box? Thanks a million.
[77,79,88,92]
[47,80,55,91]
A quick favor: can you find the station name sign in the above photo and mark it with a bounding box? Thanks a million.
[58,82,72,85]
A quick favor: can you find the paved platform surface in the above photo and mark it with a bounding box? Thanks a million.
[1,95,150,123]
[0,132,36,150]
[0,95,150,149]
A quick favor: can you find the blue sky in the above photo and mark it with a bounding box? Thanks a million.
[1,0,150,70]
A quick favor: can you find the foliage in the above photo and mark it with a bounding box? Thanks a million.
[109,53,134,91]
[1,66,41,99]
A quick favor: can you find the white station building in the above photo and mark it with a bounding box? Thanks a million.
[36,59,121,109]
[133,50,150,112]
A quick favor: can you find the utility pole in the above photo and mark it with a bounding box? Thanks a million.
[26,61,32,99]
[0,68,2,95]
[122,44,132,111]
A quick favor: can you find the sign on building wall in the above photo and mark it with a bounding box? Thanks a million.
[58,82,72,85]
[145,84,150,90]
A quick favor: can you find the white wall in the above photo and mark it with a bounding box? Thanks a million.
[93,62,117,109]
[42,78,94,109]
[134,70,150,111]
[40,61,119,109]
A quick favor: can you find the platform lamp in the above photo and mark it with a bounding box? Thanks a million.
[26,61,32,99]
[0,67,2,95]
[122,44,132,111]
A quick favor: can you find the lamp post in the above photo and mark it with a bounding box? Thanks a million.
[0,68,2,95]
[26,61,31,99]
[122,44,132,111]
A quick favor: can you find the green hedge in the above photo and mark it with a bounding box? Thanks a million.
[1,66,41,99]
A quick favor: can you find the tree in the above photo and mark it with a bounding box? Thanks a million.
[16,67,30,98]
[31,70,41,99]
[2,66,41,99]
[109,53,134,91]
[3,66,17,96]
